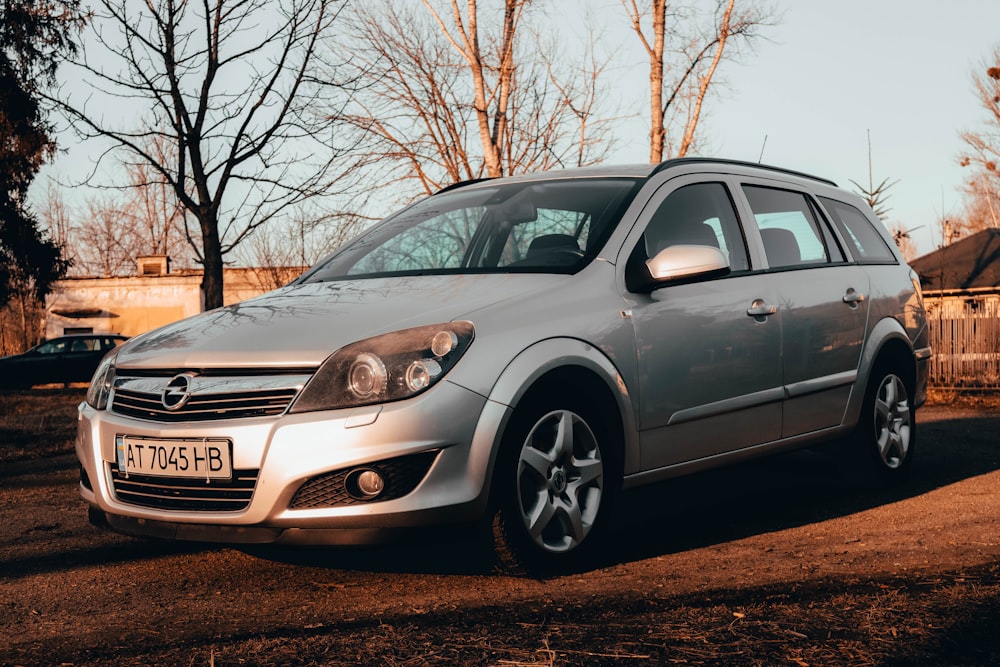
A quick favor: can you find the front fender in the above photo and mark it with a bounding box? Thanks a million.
[462,338,640,505]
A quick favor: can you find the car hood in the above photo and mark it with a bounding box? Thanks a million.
[116,274,559,369]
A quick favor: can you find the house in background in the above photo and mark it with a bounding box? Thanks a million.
[909,229,1000,389]
[911,228,1000,294]
[45,256,305,339]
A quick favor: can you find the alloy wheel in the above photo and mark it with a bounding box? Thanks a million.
[515,409,604,553]
[873,373,911,469]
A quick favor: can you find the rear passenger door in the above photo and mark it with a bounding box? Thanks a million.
[739,184,870,437]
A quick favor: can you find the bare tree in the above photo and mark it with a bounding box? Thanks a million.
[421,0,524,180]
[234,205,361,278]
[36,181,73,248]
[73,193,141,277]
[887,224,918,261]
[120,133,189,264]
[529,26,618,170]
[954,47,1000,239]
[623,0,771,161]
[40,136,191,277]
[960,171,1000,232]
[48,0,351,310]
[333,0,617,197]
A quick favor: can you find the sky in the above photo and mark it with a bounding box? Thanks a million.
[601,0,1000,257]
[40,0,1000,261]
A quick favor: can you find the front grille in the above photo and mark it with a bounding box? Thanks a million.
[112,387,298,422]
[290,451,439,509]
[109,465,258,511]
[107,372,311,423]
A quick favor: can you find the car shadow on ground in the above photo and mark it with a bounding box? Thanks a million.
[247,411,1000,577]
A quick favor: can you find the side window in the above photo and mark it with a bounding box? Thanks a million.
[104,337,125,350]
[819,197,896,263]
[35,340,68,355]
[743,186,830,268]
[642,182,749,271]
[70,339,96,352]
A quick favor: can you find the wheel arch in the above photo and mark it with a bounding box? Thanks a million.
[845,317,918,427]
[474,338,638,498]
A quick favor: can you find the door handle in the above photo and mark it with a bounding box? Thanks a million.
[843,289,865,307]
[746,299,777,321]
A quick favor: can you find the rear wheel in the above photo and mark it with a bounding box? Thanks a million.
[492,394,618,575]
[852,362,916,485]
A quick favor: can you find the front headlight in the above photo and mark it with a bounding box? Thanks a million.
[290,321,475,413]
[86,352,118,410]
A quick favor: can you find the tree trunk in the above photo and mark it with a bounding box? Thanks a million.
[648,0,666,163]
[677,0,735,157]
[464,0,504,178]
[199,213,225,311]
[18,293,30,349]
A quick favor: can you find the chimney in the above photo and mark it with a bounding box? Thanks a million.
[137,255,171,276]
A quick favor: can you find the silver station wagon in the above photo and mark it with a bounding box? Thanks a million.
[77,158,931,573]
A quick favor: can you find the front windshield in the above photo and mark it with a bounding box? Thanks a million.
[302,178,639,282]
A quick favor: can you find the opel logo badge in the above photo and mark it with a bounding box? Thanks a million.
[162,373,196,411]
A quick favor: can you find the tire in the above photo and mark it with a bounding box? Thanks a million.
[851,362,916,486]
[491,393,619,576]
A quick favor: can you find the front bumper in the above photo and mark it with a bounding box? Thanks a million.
[76,380,509,545]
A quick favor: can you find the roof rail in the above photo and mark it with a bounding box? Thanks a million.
[650,157,837,187]
[434,177,495,195]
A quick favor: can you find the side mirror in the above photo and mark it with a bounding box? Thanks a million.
[645,244,730,284]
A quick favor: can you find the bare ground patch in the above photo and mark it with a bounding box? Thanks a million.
[1,391,998,666]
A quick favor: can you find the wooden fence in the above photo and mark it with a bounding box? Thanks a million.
[925,293,1000,389]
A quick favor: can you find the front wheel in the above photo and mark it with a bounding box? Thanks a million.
[491,396,618,575]
[851,363,916,485]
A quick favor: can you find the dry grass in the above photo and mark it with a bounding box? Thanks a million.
[925,387,1000,409]
[0,388,85,462]
[57,566,1000,666]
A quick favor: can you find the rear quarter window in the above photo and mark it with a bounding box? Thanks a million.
[819,197,896,263]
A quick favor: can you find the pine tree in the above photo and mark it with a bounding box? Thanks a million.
[0,0,81,313]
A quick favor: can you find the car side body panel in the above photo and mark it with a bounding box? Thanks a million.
[773,264,870,437]
[627,273,784,467]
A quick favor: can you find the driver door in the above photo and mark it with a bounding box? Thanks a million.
[624,178,784,470]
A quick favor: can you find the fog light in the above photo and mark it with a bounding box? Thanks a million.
[346,468,385,500]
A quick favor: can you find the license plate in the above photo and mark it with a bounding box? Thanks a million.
[115,435,233,480]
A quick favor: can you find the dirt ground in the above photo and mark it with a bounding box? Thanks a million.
[0,389,998,666]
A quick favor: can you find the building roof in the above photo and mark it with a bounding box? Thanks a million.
[910,228,1000,292]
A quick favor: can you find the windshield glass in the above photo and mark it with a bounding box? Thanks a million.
[302,178,640,282]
